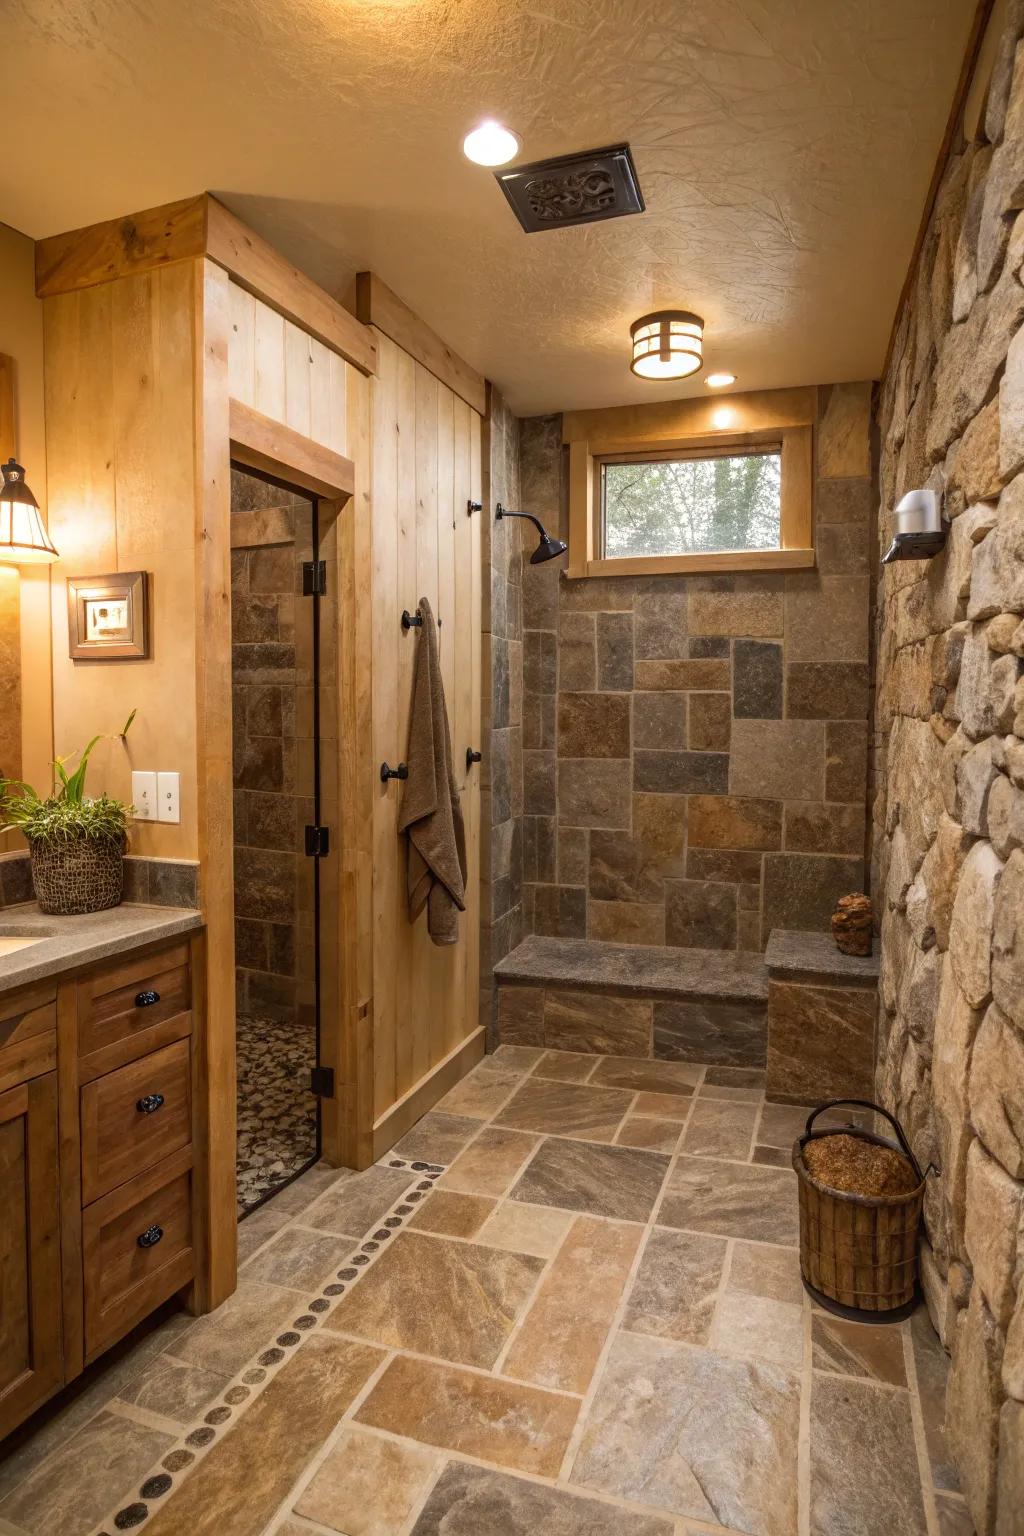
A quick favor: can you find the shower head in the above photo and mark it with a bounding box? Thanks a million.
[495,503,568,564]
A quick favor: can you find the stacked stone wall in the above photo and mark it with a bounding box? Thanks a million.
[874,10,1024,1530]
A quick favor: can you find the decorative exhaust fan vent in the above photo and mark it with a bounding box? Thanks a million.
[495,143,645,233]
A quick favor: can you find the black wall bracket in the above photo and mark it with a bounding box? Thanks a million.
[402,608,441,629]
[310,1065,335,1098]
[466,748,482,769]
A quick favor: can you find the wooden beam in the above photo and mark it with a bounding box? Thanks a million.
[35,194,378,377]
[206,199,377,377]
[562,386,817,448]
[350,272,486,416]
[35,196,208,299]
[229,398,355,500]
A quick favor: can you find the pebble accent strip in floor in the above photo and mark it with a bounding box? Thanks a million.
[89,1156,445,1536]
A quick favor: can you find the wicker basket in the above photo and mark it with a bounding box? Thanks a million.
[29,836,124,916]
[793,1100,925,1322]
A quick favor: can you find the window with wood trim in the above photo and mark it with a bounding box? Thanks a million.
[564,397,816,579]
[600,442,782,560]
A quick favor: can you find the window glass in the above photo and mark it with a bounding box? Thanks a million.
[601,448,782,558]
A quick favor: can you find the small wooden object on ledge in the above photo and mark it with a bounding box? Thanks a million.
[831,893,873,956]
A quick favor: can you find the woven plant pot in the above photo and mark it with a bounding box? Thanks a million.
[29,836,124,916]
[793,1100,925,1322]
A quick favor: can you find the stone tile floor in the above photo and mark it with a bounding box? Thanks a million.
[0,1046,972,1536]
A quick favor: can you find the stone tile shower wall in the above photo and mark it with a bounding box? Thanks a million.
[874,13,1024,1531]
[480,388,525,1029]
[230,469,314,1030]
[518,391,874,952]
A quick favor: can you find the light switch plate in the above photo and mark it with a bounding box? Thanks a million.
[131,771,158,821]
[157,771,180,824]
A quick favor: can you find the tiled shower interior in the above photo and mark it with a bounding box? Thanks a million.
[231,468,318,1212]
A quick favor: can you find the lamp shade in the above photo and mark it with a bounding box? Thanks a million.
[0,458,57,564]
[630,310,704,380]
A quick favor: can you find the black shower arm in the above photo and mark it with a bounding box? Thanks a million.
[495,503,548,539]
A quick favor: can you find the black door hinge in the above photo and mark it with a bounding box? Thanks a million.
[304,825,330,857]
[302,559,327,596]
[310,1065,335,1098]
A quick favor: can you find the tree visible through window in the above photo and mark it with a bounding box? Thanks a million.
[601,448,782,558]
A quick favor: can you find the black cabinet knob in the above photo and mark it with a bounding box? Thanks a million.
[137,1224,163,1249]
[135,989,160,1008]
[136,1093,165,1115]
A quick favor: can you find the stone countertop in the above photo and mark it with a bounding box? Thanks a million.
[0,902,204,994]
[764,929,879,983]
[494,934,768,1002]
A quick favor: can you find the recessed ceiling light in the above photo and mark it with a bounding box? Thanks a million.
[705,372,736,388]
[463,121,520,167]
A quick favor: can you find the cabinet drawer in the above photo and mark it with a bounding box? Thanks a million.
[77,942,190,1062]
[80,1038,192,1204]
[0,984,57,1094]
[83,1146,194,1362]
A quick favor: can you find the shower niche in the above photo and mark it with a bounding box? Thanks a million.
[229,465,330,1214]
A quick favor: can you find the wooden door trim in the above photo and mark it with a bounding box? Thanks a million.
[229,398,355,502]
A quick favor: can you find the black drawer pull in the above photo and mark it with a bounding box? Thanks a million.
[137,1224,163,1249]
[135,989,160,1008]
[136,1093,165,1115]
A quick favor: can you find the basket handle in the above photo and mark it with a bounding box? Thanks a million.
[804,1099,924,1180]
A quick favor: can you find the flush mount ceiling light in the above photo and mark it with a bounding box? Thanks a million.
[705,372,736,388]
[463,121,520,167]
[0,458,58,565]
[629,311,704,381]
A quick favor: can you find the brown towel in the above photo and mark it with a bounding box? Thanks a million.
[398,597,467,945]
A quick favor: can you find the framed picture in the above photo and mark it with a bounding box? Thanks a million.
[67,571,148,660]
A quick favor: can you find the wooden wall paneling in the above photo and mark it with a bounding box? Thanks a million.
[435,386,459,1064]
[192,259,236,1309]
[466,411,483,1053]
[0,355,21,786]
[309,338,333,449]
[339,363,375,1168]
[412,365,441,1090]
[390,346,418,1105]
[253,297,286,423]
[350,272,486,416]
[228,282,255,405]
[284,321,312,438]
[370,335,400,1122]
[448,395,473,1057]
[205,198,377,377]
[328,351,349,456]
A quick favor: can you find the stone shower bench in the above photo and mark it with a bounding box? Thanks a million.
[765,929,880,1105]
[493,935,769,1067]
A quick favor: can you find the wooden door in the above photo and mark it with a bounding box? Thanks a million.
[0,1074,62,1436]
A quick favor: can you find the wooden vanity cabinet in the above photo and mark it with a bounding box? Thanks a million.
[0,985,62,1440]
[0,932,203,1437]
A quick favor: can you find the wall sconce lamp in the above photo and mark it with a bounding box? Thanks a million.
[0,459,58,564]
[881,489,948,564]
[495,502,567,564]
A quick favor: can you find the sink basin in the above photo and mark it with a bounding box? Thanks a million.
[0,935,44,956]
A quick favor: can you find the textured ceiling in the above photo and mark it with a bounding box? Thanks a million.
[3,0,975,413]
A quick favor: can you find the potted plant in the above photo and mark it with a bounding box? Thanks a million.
[0,711,136,916]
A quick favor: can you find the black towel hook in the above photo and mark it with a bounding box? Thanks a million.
[402,608,441,630]
[380,762,409,783]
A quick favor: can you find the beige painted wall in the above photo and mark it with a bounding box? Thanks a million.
[0,220,53,847]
